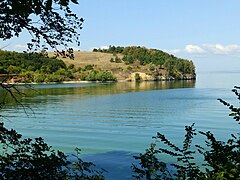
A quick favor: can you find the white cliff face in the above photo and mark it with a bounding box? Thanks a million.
[129,72,153,81]
[128,72,195,81]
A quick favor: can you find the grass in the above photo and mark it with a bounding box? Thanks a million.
[50,51,167,81]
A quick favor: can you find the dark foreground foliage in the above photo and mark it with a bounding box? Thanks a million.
[0,122,105,179]
[132,86,240,180]
[0,0,84,59]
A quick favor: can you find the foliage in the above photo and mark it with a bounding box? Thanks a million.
[132,143,174,179]
[132,86,240,179]
[110,58,114,62]
[93,46,196,79]
[0,0,84,59]
[93,46,124,54]
[0,51,117,83]
[81,70,117,82]
[68,64,75,70]
[127,66,133,71]
[115,56,122,63]
[0,50,74,83]
[83,64,94,71]
[0,122,105,179]
[0,50,66,72]
[135,73,141,81]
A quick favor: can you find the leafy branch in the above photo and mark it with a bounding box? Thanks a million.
[0,0,84,59]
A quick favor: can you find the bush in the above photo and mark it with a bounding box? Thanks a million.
[68,64,75,69]
[34,73,46,83]
[84,70,116,81]
[84,64,94,71]
[110,58,114,62]
[0,123,105,179]
[7,65,22,74]
[135,73,141,81]
[127,66,133,71]
[115,56,122,63]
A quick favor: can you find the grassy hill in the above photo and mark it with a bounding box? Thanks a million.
[54,46,196,81]
[56,51,166,81]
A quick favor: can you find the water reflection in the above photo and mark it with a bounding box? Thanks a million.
[0,81,195,106]
[23,80,195,96]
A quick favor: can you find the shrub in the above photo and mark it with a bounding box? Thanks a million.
[34,73,45,83]
[68,64,75,69]
[115,56,122,63]
[110,58,114,62]
[84,64,94,71]
[84,70,116,81]
[135,73,141,81]
[7,65,22,74]
[0,123,105,179]
[127,66,133,71]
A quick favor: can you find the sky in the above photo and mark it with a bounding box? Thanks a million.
[1,0,240,72]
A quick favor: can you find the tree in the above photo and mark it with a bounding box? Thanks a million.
[135,73,141,81]
[0,123,105,179]
[0,0,84,59]
[0,1,106,179]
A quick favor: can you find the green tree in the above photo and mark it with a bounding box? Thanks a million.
[34,73,46,83]
[68,64,75,69]
[135,73,141,81]
[0,1,106,179]
[6,65,22,74]
[115,56,122,63]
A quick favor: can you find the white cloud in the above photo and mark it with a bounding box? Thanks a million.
[100,45,109,50]
[185,45,206,54]
[89,45,109,51]
[167,44,240,56]
[164,49,181,54]
[0,44,28,52]
[202,44,240,55]
[10,44,28,52]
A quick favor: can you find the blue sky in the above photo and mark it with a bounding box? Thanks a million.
[1,0,240,72]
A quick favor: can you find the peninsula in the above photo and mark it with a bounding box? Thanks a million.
[0,46,196,83]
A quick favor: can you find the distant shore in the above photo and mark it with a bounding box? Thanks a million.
[2,78,196,86]
[2,80,117,86]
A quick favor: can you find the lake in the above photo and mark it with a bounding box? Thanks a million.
[1,70,240,179]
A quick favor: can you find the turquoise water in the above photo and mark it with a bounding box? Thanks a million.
[1,71,240,179]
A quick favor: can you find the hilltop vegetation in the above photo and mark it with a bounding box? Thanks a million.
[93,45,195,79]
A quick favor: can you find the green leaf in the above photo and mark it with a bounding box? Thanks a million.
[229,113,237,116]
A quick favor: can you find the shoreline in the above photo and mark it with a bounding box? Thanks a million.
[2,78,196,86]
